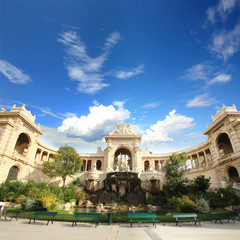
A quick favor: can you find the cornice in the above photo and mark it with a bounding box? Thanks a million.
[0,111,43,135]
[204,112,240,135]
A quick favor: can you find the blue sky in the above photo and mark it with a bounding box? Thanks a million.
[1,0,240,153]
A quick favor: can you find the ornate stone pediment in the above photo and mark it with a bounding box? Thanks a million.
[110,123,137,136]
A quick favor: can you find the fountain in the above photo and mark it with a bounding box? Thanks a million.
[99,153,145,205]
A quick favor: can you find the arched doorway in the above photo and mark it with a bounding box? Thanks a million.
[228,166,239,181]
[96,160,102,171]
[7,166,19,180]
[217,133,234,157]
[14,133,30,156]
[114,148,132,171]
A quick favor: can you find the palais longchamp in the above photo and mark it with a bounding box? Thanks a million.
[0,104,240,193]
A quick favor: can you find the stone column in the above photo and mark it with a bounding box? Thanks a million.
[106,148,112,171]
[133,149,141,172]
[229,128,240,153]
[190,158,194,169]
[204,151,208,167]
[40,151,43,162]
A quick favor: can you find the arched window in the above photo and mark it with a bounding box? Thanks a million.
[144,160,150,171]
[186,157,192,169]
[35,148,41,162]
[7,166,19,180]
[205,149,212,165]
[48,154,54,162]
[96,160,102,171]
[82,160,86,171]
[114,148,132,170]
[87,160,91,171]
[199,152,206,167]
[192,154,198,168]
[217,133,234,157]
[14,133,30,156]
[228,166,239,181]
[155,161,160,171]
[41,151,48,162]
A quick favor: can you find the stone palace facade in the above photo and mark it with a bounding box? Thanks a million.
[0,104,240,193]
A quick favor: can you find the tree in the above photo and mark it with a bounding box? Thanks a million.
[163,152,189,196]
[192,175,211,193]
[42,145,82,187]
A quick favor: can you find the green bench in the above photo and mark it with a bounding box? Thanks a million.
[71,213,102,227]
[230,210,240,221]
[28,211,58,225]
[211,212,235,224]
[128,213,159,228]
[0,209,21,221]
[172,213,201,227]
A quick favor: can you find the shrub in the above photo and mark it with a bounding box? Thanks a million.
[195,197,210,213]
[208,187,240,208]
[75,189,86,202]
[48,184,61,196]
[69,199,76,204]
[167,196,180,211]
[41,190,57,210]
[73,178,81,187]
[21,197,45,211]
[62,188,75,202]
[16,194,26,204]
[0,180,24,202]
[52,201,64,211]
[179,196,196,212]
[192,175,211,193]
[146,194,158,205]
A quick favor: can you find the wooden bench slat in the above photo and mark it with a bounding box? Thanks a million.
[172,213,201,227]
[128,213,159,228]
[1,210,21,221]
[28,211,58,225]
[211,212,235,224]
[72,213,102,228]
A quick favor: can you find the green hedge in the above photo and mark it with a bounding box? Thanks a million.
[13,211,220,223]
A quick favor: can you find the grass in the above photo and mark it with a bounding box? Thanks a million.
[13,211,219,223]
[7,206,231,223]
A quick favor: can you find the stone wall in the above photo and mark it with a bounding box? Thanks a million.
[0,104,240,192]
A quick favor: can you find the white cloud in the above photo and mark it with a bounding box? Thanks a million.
[58,31,120,94]
[0,59,31,84]
[58,101,130,141]
[208,23,240,61]
[206,7,216,25]
[182,62,214,81]
[40,125,105,153]
[104,32,121,50]
[208,73,231,85]
[115,65,144,79]
[142,110,195,144]
[112,100,126,109]
[182,62,231,86]
[131,124,145,135]
[206,0,240,24]
[186,93,217,107]
[25,105,64,119]
[185,132,204,140]
[142,102,162,109]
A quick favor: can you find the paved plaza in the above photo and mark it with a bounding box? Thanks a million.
[0,219,240,240]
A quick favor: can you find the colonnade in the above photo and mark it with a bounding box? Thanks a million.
[81,159,102,171]
[34,148,54,163]
[143,148,213,172]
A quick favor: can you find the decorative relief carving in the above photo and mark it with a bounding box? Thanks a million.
[110,123,136,135]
